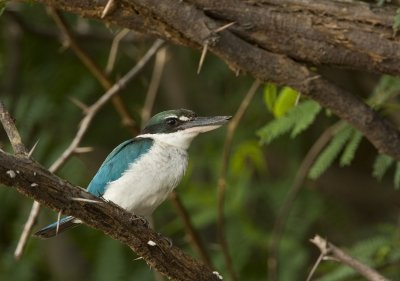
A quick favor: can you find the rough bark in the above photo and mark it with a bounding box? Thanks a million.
[0,150,220,281]
[29,0,400,161]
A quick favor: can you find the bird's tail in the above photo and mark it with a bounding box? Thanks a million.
[34,216,80,239]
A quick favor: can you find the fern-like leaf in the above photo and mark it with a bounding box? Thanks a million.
[339,129,363,167]
[393,8,400,34]
[290,101,321,138]
[258,100,320,144]
[373,154,394,181]
[308,125,353,180]
[394,162,400,189]
[263,83,277,113]
[257,114,296,144]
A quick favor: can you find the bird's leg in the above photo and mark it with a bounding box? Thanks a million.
[129,214,150,228]
[157,232,173,248]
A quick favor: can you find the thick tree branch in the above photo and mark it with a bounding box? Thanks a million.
[0,150,221,281]
[27,0,400,161]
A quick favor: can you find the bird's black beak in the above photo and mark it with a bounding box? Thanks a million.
[179,115,232,133]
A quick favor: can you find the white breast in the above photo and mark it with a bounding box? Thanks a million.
[103,141,188,217]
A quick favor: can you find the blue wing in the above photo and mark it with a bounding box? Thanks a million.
[87,138,154,197]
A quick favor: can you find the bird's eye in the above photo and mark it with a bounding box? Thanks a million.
[166,118,178,126]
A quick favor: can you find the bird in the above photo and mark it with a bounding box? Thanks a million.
[34,109,231,238]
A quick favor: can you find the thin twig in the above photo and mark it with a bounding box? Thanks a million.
[12,39,164,260]
[50,39,164,173]
[105,28,131,74]
[141,47,167,125]
[267,122,343,281]
[170,191,212,267]
[310,235,390,281]
[56,211,62,235]
[28,140,39,158]
[214,22,235,34]
[197,43,208,74]
[101,0,116,19]
[0,101,28,156]
[14,201,40,260]
[48,8,138,134]
[217,80,261,281]
[306,252,325,281]
[197,22,234,75]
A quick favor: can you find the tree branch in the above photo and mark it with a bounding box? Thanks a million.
[28,0,400,162]
[48,8,138,134]
[0,150,221,281]
[309,235,390,281]
[0,102,27,156]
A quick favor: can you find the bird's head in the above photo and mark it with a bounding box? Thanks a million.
[140,109,231,149]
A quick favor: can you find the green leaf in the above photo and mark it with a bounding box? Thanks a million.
[258,100,319,144]
[290,101,321,138]
[339,129,363,167]
[376,0,386,6]
[308,125,353,180]
[230,140,267,175]
[394,8,400,33]
[263,83,277,113]
[0,1,7,17]
[369,75,400,107]
[373,154,394,181]
[273,86,299,118]
[394,162,400,189]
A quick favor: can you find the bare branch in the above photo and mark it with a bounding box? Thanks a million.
[105,28,131,74]
[310,235,390,281]
[49,39,164,173]
[0,101,28,156]
[217,80,261,281]
[141,47,168,125]
[170,191,212,268]
[14,201,40,260]
[267,122,343,281]
[48,8,138,134]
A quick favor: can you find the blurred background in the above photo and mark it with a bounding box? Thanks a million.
[1,2,399,281]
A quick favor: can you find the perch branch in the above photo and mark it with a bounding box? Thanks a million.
[0,150,221,281]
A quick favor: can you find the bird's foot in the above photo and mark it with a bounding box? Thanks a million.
[157,232,173,248]
[129,214,150,228]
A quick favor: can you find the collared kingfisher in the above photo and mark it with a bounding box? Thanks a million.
[34,109,231,238]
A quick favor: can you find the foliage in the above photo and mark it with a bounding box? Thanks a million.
[308,125,354,180]
[1,2,400,281]
[258,86,321,144]
[393,8,400,34]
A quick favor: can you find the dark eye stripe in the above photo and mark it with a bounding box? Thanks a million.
[166,117,178,125]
